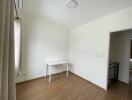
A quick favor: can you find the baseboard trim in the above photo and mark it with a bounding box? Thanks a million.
[118,80,129,85]
[16,71,67,85]
[69,71,106,91]
[16,77,44,85]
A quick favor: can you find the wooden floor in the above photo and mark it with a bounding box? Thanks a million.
[16,72,132,100]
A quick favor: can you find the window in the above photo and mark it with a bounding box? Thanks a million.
[14,19,21,76]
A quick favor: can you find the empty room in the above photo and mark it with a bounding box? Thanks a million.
[1,0,132,100]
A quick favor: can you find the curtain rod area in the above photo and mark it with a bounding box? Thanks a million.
[14,1,19,19]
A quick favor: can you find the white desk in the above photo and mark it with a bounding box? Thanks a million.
[46,61,69,83]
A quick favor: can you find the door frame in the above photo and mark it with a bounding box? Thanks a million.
[106,30,132,90]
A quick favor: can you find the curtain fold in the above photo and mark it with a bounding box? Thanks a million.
[15,0,23,8]
[0,0,16,100]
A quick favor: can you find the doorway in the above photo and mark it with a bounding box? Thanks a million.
[107,29,132,89]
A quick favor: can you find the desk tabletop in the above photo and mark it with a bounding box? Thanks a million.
[47,61,69,66]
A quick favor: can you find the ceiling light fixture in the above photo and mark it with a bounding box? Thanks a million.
[66,0,78,9]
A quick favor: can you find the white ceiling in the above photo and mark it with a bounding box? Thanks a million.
[23,0,132,29]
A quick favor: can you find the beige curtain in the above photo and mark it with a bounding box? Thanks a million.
[0,0,16,100]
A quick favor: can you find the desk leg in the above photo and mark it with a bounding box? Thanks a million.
[45,64,48,77]
[66,64,69,77]
[61,65,63,75]
[49,65,52,83]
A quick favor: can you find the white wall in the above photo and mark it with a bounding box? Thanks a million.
[109,31,132,83]
[69,6,132,90]
[109,33,121,63]
[16,12,69,83]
